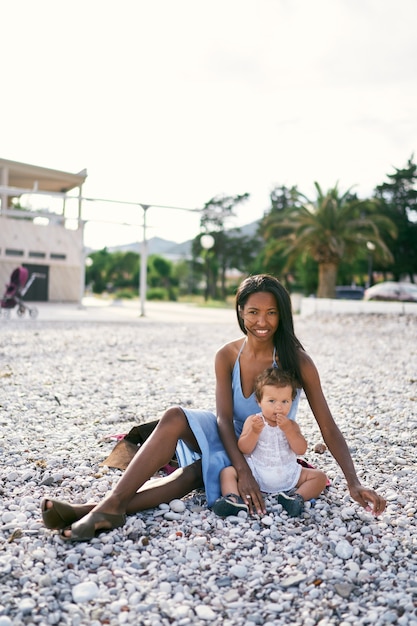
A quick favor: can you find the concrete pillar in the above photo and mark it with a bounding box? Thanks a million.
[78,185,85,308]
[77,185,83,224]
[0,166,9,216]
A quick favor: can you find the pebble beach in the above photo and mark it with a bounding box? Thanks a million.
[0,303,416,626]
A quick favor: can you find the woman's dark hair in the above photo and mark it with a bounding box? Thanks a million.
[235,274,305,383]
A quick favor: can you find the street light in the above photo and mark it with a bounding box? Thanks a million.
[200,234,215,250]
[366,241,376,288]
[139,205,150,317]
[200,234,215,301]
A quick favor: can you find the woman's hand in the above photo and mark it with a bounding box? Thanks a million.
[349,484,386,516]
[236,466,265,515]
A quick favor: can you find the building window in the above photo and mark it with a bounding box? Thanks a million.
[29,251,46,259]
[50,253,67,260]
[5,248,24,257]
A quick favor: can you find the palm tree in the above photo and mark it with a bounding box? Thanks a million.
[263,183,396,298]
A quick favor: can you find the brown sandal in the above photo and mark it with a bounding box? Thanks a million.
[62,511,127,542]
[41,499,84,530]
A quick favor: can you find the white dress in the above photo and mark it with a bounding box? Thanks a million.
[244,413,302,493]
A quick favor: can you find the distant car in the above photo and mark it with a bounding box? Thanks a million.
[335,286,365,300]
[364,281,417,302]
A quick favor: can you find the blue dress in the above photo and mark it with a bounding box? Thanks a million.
[175,339,301,507]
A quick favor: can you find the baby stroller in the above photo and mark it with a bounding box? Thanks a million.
[0,266,45,318]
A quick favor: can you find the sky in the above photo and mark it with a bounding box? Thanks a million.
[2,0,416,250]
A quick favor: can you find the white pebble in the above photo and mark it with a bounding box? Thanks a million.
[195,604,217,620]
[169,499,186,513]
[185,548,200,562]
[18,598,36,614]
[72,581,99,603]
[335,540,354,560]
[159,581,172,594]
[164,511,182,521]
[230,564,248,578]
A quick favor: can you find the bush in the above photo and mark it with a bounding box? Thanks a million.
[168,287,178,301]
[146,287,169,301]
[114,289,136,299]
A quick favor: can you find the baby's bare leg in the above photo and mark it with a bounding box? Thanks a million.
[219,466,239,496]
[295,467,328,500]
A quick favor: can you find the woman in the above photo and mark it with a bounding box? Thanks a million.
[42,274,386,540]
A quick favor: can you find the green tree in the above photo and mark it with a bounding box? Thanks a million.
[261,183,396,298]
[192,235,218,300]
[172,258,198,296]
[148,255,178,300]
[107,250,139,289]
[85,248,113,293]
[198,193,250,299]
[374,155,417,282]
[257,185,302,288]
[220,231,261,282]
[148,255,172,287]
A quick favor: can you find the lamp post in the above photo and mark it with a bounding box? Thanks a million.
[78,220,88,309]
[139,205,150,317]
[200,233,215,301]
[366,241,376,288]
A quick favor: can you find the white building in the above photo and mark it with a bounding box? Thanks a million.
[0,158,87,302]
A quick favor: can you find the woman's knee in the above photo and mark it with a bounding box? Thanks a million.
[158,406,199,454]
[158,406,189,435]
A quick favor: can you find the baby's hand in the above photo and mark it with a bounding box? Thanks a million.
[276,415,291,431]
[250,414,264,433]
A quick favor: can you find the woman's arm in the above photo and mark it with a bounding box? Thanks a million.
[300,351,386,515]
[215,346,265,514]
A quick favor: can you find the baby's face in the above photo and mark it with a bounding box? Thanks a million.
[258,384,293,425]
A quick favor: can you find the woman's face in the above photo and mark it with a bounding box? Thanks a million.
[239,291,279,341]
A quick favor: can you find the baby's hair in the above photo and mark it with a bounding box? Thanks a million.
[254,367,298,402]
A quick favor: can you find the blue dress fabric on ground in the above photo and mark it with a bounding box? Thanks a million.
[175,339,301,507]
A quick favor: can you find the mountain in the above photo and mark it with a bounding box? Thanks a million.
[100,219,261,259]
[106,237,191,258]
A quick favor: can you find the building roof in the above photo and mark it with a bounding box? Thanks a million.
[0,158,87,194]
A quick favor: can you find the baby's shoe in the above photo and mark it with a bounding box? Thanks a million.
[277,492,305,517]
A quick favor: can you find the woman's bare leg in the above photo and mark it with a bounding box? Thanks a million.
[63,407,201,535]
[108,407,200,510]
[45,461,203,523]
[127,460,203,512]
